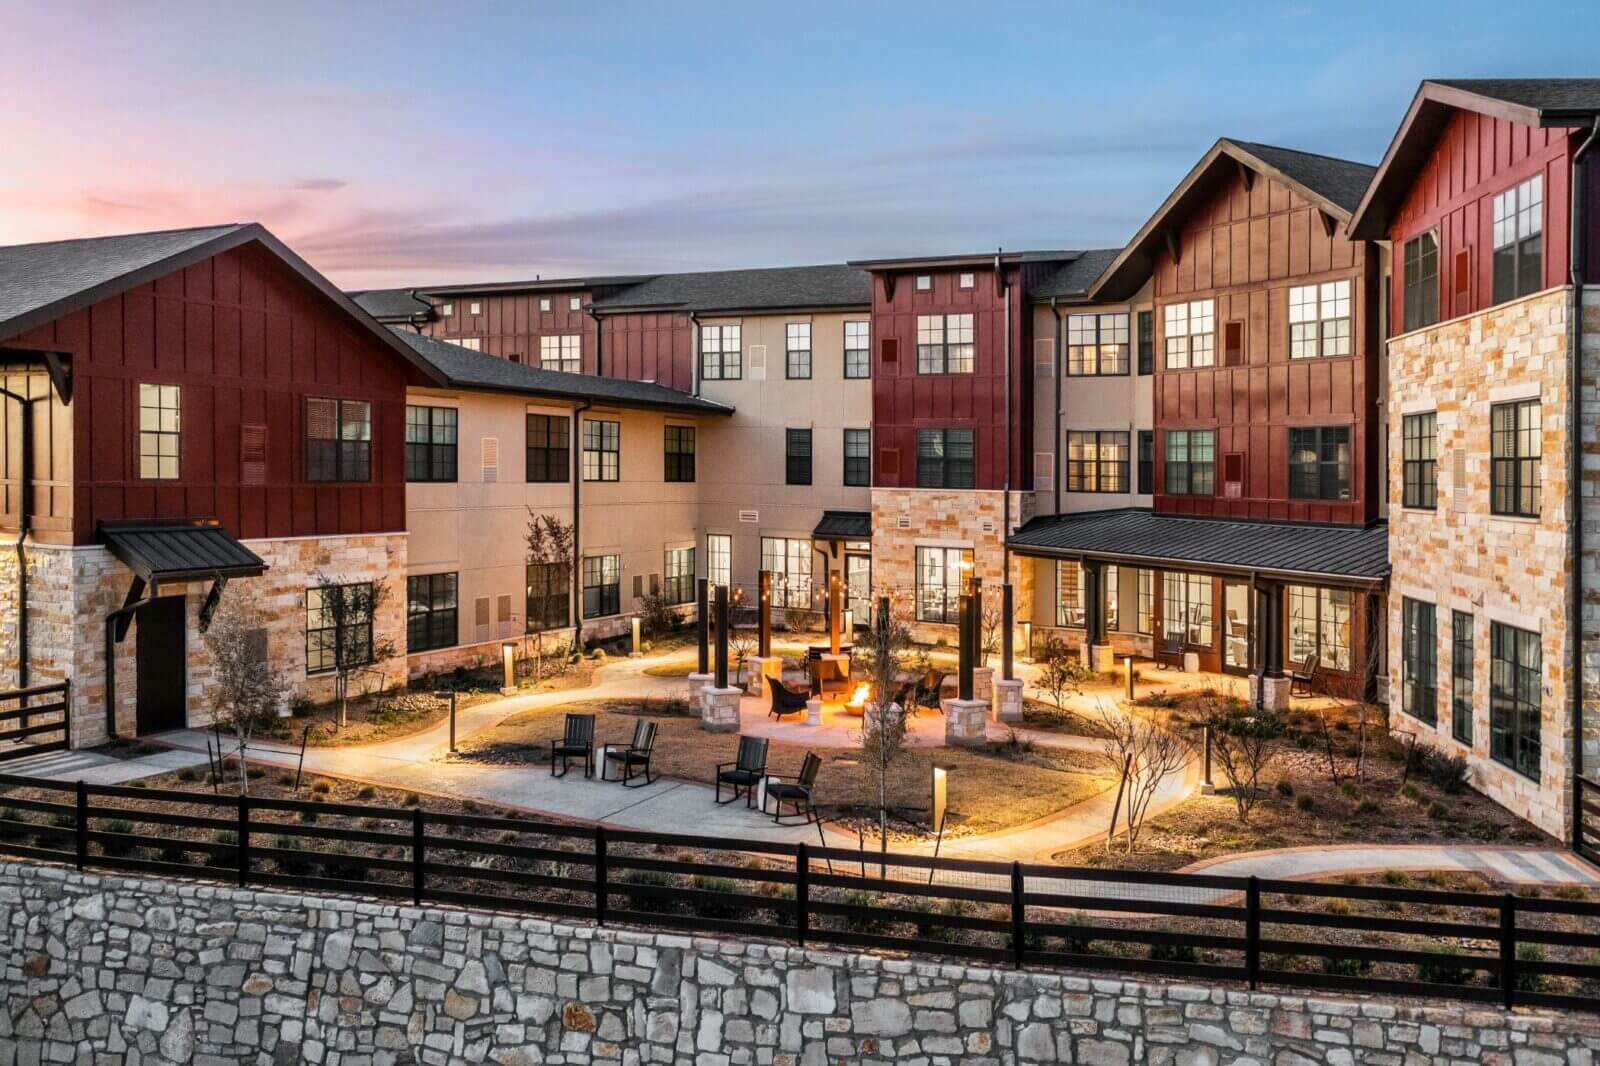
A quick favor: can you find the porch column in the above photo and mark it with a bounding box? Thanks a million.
[1082,560,1114,673]
[1251,579,1289,713]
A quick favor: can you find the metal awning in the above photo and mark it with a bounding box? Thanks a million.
[99,520,268,586]
[812,510,873,541]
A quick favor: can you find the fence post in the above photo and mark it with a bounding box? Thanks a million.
[795,843,809,948]
[1010,861,1026,969]
[412,809,425,907]
[594,825,608,927]
[75,781,87,870]
[1500,894,1517,1009]
[1245,876,1261,990]
[237,794,250,888]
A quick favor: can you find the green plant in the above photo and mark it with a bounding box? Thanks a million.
[99,819,137,857]
[156,843,188,865]
[1275,779,1295,797]
[1355,797,1380,815]
[1399,782,1420,801]
[1415,948,1474,986]
[1295,793,1315,812]
[0,807,28,841]
[1149,939,1199,963]
[1321,953,1371,977]
[1426,750,1471,794]
[321,846,369,882]
[310,778,333,795]
[274,835,312,876]
[842,889,889,934]
[1324,897,1352,916]
[1426,801,1447,820]
[176,767,198,783]
[1510,943,1547,993]
[619,869,677,913]
[691,875,743,920]
[1338,779,1358,798]
[1381,870,1410,886]
[207,830,239,868]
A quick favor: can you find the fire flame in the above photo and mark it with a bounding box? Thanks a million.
[849,684,871,706]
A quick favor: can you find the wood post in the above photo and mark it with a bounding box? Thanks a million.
[758,571,772,658]
[715,583,730,690]
[1002,583,1014,681]
[696,577,710,675]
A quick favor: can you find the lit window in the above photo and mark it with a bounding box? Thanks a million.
[1056,561,1083,627]
[1136,569,1153,635]
[916,313,974,374]
[1287,586,1351,673]
[1162,300,1214,369]
[916,275,932,291]
[138,383,181,479]
[1066,431,1129,493]
[441,303,454,317]
[582,555,621,618]
[1162,572,1212,647]
[958,273,974,289]
[664,547,696,605]
[1490,399,1540,518]
[1066,313,1130,375]
[1492,175,1543,304]
[539,297,551,312]
[539,334,581,373]
[457,338,481,352]
[844,321,870,379]
[915,546,971,624]
[761,536,813,609]
[1288,280,1351,358]
[707,533,731,588]
[1163,430,1214,496]
[569,296,582,311]
[582,419,619,482]
[468,301,481,316]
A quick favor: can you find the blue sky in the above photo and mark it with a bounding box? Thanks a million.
[3,1,1597,288]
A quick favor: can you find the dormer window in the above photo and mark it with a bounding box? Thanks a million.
[915,275,932,291]
[540,297,551,312]
[958,273,974,289]
[468,301,481,316]
[440,302,454,317]
[569,296,582,311]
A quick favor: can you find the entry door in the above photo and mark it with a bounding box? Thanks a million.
[1222,581,1252,674]
[846,554,871,628]
[135,596,188,735]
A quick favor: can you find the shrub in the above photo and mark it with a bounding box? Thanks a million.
[1275,780,1295,797]
[637,593,678,642]
[590,648,607,662]
[1324,897,1352,916]
[1399,782,1420,801]
[356,785,377,800]
[1338,779,1358,798]
[156,843,188,865]
[619,869,678,913]
[1320,953,1371,977]
[0,807,28,841]
[321,846,369,882]
[1426,801,1447,820]
[99,819,137,857]
[1415,948,1474,986]
[299,809,319,824]
[274,836,312,876]
[1381,870,1410,887]
[1511,943,1547,993]
[310,778,333,795]
[176,767,198,783]
[1426,751,1470,794]
[1355,797,1381,815]
[1295,794,1315,812]
[404,793,421,807]
[1149,939,1199,964]
[691,875,743,920]
[842,889,888,934]
[207,830,239,868]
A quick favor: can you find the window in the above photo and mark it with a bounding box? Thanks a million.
[526,561,569,632]
[467,301,481,316]
[539,297,551,312]
[305,583,373,674]
[1163,430,1214,496]
[664,547,695,606]
[525,414,570,483]
[1288,280,1352,358]
[1163,572,1212,647]
[1136,310,1154,375]
[1066,312,1130,375]
[916,275,932,291]
[1137,431,1154,495]
[844,321,870,379]
[406,405,457,483]
[1402,413,1437,509]
[1452,610,1474,745]
[785,323,812,379]
[761,537,813,609]
[1056,561,1083,627]
[1287,586,1352,673]
[1066,431,1129,493]
[441,303,454,317]
[1136,569,1153,635]
[569,296,582,311]
[915,546,971,624]
[1490,621,1541,780]
[138,383,181,479]
[785,429,812,485]
[1288,427,1352,501]
[582,419,619,482]
[456,338,482,352]
[1490,399,1540,517]
[700,325,742,380]
[305,398,371,482]
[916,429,975,489]
[539,334,581,373]
[1402,597,1437,725]
[406,572,458,652]
[1493,175,1543,304]
[664,425,695,483]
[1104,567,1119,631]
[581,555,620,619]
[706,533,731,588]
[1162,300,1214,369]
[916,313,975,374]
[1402,232,1439,332]
[958,272,974,289]
[843,429,871,487]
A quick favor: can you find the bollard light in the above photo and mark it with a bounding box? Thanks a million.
[631,616,642,656]
[500,642,517,694]
[843,609,854,634]
[1021,621,1033,661]
[1124,656,1134,700]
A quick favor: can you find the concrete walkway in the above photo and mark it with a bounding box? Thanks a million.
[0,745,211,785]
[1182,842,1600,887]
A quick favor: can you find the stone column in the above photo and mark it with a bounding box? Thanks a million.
[700,686,743,733]
[744,656,782,698]
[973,665,995,702]
[945,698,989,747]
[993,677,1024,722]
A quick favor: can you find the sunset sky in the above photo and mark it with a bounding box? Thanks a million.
[4,1,1598,290]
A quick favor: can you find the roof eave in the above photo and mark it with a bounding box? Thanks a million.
[434,376,734,417]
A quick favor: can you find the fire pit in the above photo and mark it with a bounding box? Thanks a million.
[844,683,871,716]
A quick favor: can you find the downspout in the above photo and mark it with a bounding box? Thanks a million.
[1049,297,1064,517]
[999,252,1012,577]
[0,384,33,689]
[1569,116,1600,849]
[586,308,605,378]
[571,399,592,652]
[689,312,701,397]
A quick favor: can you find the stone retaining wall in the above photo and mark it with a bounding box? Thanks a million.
[2,860,1597,1065]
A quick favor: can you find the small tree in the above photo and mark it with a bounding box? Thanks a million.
[525,511,575,680]
[1037,636,1092,712]
[1097,699,1189,853]
[859,602,913,860]
[1207,706,1286,822]
[311,571,398,729]
[978,596,1006,666]
[202,588,288,795]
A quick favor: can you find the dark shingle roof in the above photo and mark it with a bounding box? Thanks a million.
[391,329,732,416]
[349,288,433,323]
[1429,78,1600,118]
[1227,141,1377,215]
[590,264,870,313]
[1009,509,1388,586]
[1027,249,1124,302]
[812,511,872,540]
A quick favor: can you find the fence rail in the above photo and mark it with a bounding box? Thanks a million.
[0,681,70,763]
[1580,777,1600,868]
[0,771,1595,1014]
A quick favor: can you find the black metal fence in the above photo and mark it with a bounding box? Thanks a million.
[1580,777,1600,868]
[0,772,1596,1014]
[0,682,70,763]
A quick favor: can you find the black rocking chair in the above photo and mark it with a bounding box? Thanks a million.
[715,735,770,807]
[764,752,822,825]
[603,719,658,787]
[769,677,810,720]
[1289,655,1321,697]
[913,669,947,714]
[550,713,595,778]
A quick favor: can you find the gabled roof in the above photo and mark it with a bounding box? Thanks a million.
[349,287,434,324]
[1349,79,1600,239]
[589,263,870,314]
[391,328,733,416]
[1089,139,1377,301]
[1026,249,1124,303]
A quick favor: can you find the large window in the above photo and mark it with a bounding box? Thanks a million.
[526,562,570,632]
[526,414,570,483]
[406,572,458,652]
[1056,561,1083,627]
[1104,567,1119,631]
[915,546,971,625]
[843,429,871,487]
[664,547,695,605]
[539,334,581,373]
[1162,572,1212,647]
[1452,610,1474,745]
[1490,621,1540,780]
[700,324,741,380]
[1402,413,1437,509]
[1136,310,1154,376]
[1162,300,1214,369]
[761,537,813,609]
[582,419,619,482]
[581,555,621,619]
[1066,431,1128,493]
[1490,399,1540,518]
[916,429,975,489]
[706,533,731,588]
[1137,431,1153,495]
[138,383,181,480]
[1402,231,1439,332]
[916,313,974,374]
[785,429,812,485]
[1288,280,1352,359]
[1163,430,1214,496]
[406,405,457,483]
[1066,312,1130,376]
[664,425,695,483]
[305,583,373,674]
[1287,586,1352,673]
[1401,597,1437,725]
[1288,426,1352,501]
[1492,175,1543,304]
[306,398,371,482]
[1136,569,1153,635]
[844,321,870,379]
[786,323,812,379]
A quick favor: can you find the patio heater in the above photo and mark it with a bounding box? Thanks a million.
[970,576,983,667]
[696,577,709,675]
[758,570,773,658]
[828,572,842,655]
[957,593,974,701]
[714,582,730,689]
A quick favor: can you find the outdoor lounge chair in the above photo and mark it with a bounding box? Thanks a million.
[716,735,769,807]
[764,751,822,825]
[769,677,810,720]
[603,719,658,787]
[1155,636,1185,670]
[810,657,849,699]
[913,669,947,713]
[550,713,595,778]
[1289,655,1320,697]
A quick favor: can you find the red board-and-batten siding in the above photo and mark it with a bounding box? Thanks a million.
[599,312,694,393]
[868,268,1033,492]
[1,241,412,545]
[424,288,599,371]
[1153,166,1382,526]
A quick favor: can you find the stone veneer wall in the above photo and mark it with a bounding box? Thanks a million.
[3,862,1598,1066]
[1386,286,1595,839]
[1580,288,1600,793]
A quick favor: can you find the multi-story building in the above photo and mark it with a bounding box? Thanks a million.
[1348,79,1600,839]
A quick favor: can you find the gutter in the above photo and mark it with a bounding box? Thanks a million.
[1049,297,1064,518]
[570,399,593,651]
[1571,116,1600,850]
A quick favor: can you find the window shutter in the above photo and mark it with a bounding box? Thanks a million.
[1033,451,1053,491]
[880,448,900,478]
[1453,450,1468,512]
[1223,452,1245,498]
[1033,338,1054,377]
[748,344,767,381]
[497,594,512,624]
[474,596,491,642]
[881,338,898,364]
[240,424,267,485]
[633,575,645,598]
[1453,249,1471,316]
[1224,321,1244,366]
[481,437,500,482]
